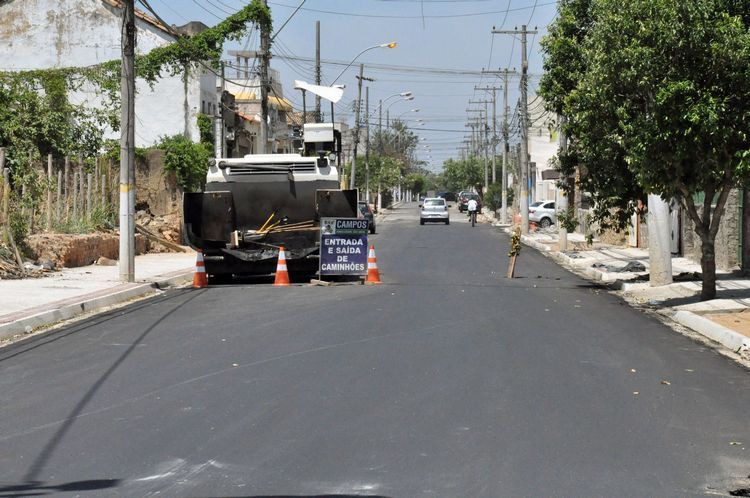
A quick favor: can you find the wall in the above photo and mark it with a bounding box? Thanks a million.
[135,149,181,217]
[0,0,214,147]
[681,189,741,271]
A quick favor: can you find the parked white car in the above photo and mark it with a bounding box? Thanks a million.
[420,197,450,225]
[529,201,556,228]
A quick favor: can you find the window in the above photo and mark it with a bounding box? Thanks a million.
[545,202,555,209]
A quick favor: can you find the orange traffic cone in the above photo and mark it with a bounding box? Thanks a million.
[274,246,291,286]
[365,245,382,284]
[193,250,208,288]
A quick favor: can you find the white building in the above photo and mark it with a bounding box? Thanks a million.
[0,0,217,147]
[527,95,559,202]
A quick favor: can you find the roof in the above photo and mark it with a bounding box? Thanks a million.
[231,92,293,112]
[101,0,177,38]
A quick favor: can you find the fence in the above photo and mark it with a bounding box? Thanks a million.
[0,149,120,239]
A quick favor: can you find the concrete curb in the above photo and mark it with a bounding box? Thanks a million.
[0,271,193,342]
[673,310,750,353]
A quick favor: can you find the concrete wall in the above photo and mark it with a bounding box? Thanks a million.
[0,0,215,147]
[681,189,741,271]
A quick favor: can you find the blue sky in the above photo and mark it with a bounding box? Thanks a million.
[148,0,558,170]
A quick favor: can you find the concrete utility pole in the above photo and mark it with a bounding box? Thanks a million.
[744,188,750,275]
[315,20,321,122]
[350,64,364,190]
[475,86,500,185]
[378,98,383,154]
[365,86,370,202]
[558,114,569,250]
[469,101,491,192]
[483,69,517,223]
[119,0,135,282]
[647,194,673,286]
[259,0,270,154]
[493,26,535,234]
[215,61,225,158]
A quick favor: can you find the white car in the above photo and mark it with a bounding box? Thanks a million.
[529,201,556,228]
[420,197,450,225]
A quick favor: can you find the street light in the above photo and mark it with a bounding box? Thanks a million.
[331,42,398,85]
[368,92,413,122]
[396,108,420,120]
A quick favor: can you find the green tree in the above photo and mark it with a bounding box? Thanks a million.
[541,0,750,299]
[441,157,483,193]
[540,0,643,233]
[156,135,213,191]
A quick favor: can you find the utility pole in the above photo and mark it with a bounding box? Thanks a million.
[259,0,270,154]
[558,114,569,250]
[493,26,536,234]
[470,101,491,192]
[315,20,321,122]
[349,65,373,191]
[378,99,383,154]
[119,0,135,282]
[365,86,370,202]
[475,86,499,185]
[215,61,225,158]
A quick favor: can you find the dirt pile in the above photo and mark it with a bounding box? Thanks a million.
[25,232,149,269]
[135,211,182,252]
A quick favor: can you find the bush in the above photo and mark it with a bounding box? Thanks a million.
[484,182,503,211]
[155,135,212,192]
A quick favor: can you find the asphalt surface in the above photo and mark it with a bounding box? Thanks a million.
[1,202,749,497]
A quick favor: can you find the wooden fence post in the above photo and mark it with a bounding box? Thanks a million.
[56,170,62,226]
[101,174,106,211]
[46,154,53,231]
[72,172,78,220]
[64,156,70,222]
[86,173,92,221]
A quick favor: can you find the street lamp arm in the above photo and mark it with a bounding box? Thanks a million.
[331,42,397,85]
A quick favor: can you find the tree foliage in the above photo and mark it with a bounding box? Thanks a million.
[440,157,483,193]
[156,135,213,192]
[540,0,750,299]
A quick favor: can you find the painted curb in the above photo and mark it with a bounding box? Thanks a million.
[0,271,193,341]
[673,310,750,352]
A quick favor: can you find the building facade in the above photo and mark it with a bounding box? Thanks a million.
[0,0,216,147]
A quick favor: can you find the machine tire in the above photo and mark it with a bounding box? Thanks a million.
[445,219,450,225]
[420,218,425,225]
[540,217,552,228]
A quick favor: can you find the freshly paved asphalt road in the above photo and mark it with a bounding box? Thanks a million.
[1,202,750,497]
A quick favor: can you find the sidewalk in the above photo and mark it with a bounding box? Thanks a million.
[0,252,197,343]
[499,222,750,358]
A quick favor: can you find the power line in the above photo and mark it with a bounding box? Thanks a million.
[267,0,559,19]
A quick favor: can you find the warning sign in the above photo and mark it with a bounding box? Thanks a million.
[319,217,368,275]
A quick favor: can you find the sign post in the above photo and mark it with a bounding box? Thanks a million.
[320,217,368,279]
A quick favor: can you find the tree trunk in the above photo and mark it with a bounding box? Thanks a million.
[700,237,717,300]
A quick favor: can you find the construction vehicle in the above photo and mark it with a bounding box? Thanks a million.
[183,123,357,282]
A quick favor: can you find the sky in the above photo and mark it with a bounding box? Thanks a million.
[147,0,559,171]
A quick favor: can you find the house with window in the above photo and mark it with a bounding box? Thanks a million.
[0,0,216,147]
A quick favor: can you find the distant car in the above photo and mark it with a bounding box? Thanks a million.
[420,197,450,225]
[529,200,556,228]
[358,201,376,234]
[437,191,457,202]
[458,192,481,213]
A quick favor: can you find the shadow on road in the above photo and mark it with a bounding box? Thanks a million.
[9,289,206,491]
[239,495,392,498]
[0,478,120,496]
